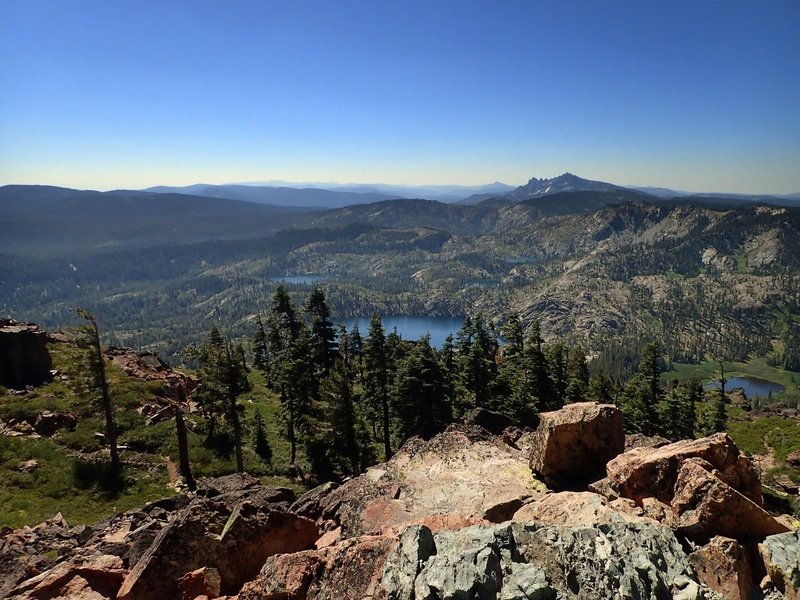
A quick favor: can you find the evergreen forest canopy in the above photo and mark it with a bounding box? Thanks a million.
[184,285,725,483]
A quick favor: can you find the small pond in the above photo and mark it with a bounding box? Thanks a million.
[704,376,785,399]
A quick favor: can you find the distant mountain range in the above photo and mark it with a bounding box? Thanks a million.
[146,175,800,208]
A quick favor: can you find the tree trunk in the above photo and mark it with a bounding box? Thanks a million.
[90,320,119,471]
[175,410,196,491]
[382,389,391,461]
[231,397,244,472]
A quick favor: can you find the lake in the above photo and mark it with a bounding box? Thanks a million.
[339,316,465,348]
[268,275,329,285]
[704,376,785,399]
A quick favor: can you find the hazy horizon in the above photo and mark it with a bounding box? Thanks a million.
[2,1,798,194]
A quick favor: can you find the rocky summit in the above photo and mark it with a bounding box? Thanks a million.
[3,402,800,600]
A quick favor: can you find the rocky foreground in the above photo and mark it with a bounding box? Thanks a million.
[2,402,800,599]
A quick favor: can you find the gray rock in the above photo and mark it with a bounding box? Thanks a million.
[383,521,722,600]
[760,531,800,599]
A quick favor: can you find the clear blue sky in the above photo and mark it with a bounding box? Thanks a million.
[1,0,798,193]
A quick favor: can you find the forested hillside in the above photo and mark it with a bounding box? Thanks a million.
[3,186,799,376]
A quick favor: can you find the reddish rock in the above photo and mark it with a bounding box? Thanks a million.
[178,566,221,600]
[8,554,126,599]
[117,500,318,600]
[672,458,788,541]
[511,491,654,526]
[689,536,756,600]
[315,425,546,539]
[238,535,395,600]
[606,432,763,505]
[529,402,625,488]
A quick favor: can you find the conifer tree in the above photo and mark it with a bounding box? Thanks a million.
[306,287,338,375]
[525,320,553,411]
[565,345,590,403]
[364,314,392,460]
[499,313,535,422]
[392,336,451,442]
[252,407,272,465]
[75,308,120,472]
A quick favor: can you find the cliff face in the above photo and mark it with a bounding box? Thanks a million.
[0,319,52,389]
[2,403,799,600]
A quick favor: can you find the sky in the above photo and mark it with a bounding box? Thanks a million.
[1,1,798,194]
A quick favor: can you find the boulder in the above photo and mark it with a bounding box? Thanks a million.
[671,458,788,542]
[239,534,396,600]
[33,410,78,436]
[381,521,722,600]
[0,319,52,389]
[117,498,318,600]
[786,451,800,469]
[178,567,221,600]
[313,425,547,539]
[689,536,756,600]
[511,491,654,526]
[8,553,126,599]
[606,433,763,505]
[760,531,800,600]
[529,402,625,488]
[464,407,516,435]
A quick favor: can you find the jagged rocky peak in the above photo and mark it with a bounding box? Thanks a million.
[3,403,800,599]
[509,172,623,199]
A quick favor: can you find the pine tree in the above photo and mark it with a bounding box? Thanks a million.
[392,336,451,443]
[252,407,272,465]
[190,329,251,472]
[306,287,338,375]
[525,320,553,412]
[364,314,392,460]
[565,345,590,403]
[546,343,568,409]
[498,313,535,423]
[75,308,120,472]
[711,361,727,432]
[262,285,314,468]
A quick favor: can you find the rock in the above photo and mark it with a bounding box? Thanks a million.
[625,432,672,451]
[196,473,295,511]
[511,491,654,526]
[729,388,751,410]
[116,498,318,600]
[8,553,126,599]
[760,531,800,600]
[239,534,396,600]
[529,402,625,488]
[464,407,516,435]
[290,481,339,521]
[17,459,39,473]
[671,458,788,542]
[178,566,221,600]
[315,425,547,539]
[0,319,53,389]
[606,433,763,505]
[787,451,800,468]
[774,475,799,495]
[689,536,755,600]
[381,521,722,599]
[33,410,78,436]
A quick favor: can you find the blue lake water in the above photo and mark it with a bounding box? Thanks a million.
[339,316,465,348]
[704,376,785,399]
[268,275,329,285]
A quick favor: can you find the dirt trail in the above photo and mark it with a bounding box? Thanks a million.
[164,456,179,483]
